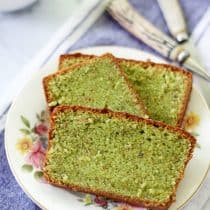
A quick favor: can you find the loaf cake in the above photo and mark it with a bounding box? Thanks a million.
[43,54,147,117]
[43,105,196,210]
[58,53,192,126]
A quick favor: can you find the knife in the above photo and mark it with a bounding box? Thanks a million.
[157,0,189,42]
[107,0,210,81]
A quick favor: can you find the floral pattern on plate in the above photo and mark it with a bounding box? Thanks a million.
[184,111,201,148]
[80,194,146,210]
[16,110,49,180]
[184,112,200,131]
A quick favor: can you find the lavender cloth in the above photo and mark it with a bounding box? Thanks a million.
[0,0,209,209]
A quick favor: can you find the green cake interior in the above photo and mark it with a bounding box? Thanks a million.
[45,108,191,203]
[60,56,92,69]
[121,61,188,125]
[59,56,189,125]
[59,55,91,70]
[46,57,145,116]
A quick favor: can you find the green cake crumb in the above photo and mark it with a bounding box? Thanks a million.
[44,109,191,203]
[47,57,145,116]
[61,57,90,69]
[120,61,188,125]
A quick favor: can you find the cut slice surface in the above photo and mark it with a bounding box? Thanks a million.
[120,60,192,126]
[58,53,192,126]
[43,54,147,116]
[44,106,195,210]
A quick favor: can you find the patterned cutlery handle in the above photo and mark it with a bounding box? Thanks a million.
[107,0,189,62]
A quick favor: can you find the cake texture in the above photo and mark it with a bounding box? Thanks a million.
[43,105,196,210]
[59,53,94,70]
[58,53,192,126]
[43,54,147,117]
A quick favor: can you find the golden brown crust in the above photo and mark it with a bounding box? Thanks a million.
[58,53,192,127]
[58,53,95,70]
[44,105,196,210]
[43,54,148,116]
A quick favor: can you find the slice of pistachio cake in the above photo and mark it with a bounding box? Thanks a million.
[44,105,196,210]
[43,54,147,117]
[58,53,192,126]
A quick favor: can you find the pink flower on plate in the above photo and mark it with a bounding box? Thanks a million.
[115,203,147,210]
[94,196,108,208]
[34,123,48,136]
[26,140,46,168]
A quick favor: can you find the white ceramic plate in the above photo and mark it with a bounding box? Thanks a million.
[5,46,210,210]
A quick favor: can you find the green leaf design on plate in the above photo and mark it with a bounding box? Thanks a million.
[77,198,83,202]
[83,194,93,206]
[40,110,47,122]
[196,142,201,149]
[36,113,41,121]
[191,131,199,137]
[34,171,44,180]
[19,128,31,135]
[30,133,38,141]
[21,115,30,128]
[22,164,33,172]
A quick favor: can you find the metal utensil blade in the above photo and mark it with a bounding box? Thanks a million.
[183,57,210,81]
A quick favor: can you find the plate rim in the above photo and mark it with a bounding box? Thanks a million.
[4,45,210,210]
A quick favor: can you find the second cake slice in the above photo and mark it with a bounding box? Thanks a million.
[58,53,192,126]
[43,54,147,117]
